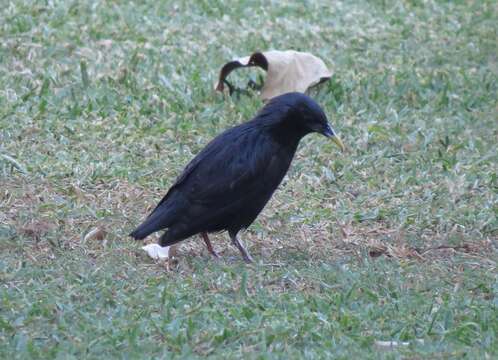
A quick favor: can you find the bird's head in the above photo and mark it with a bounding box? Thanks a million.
[264,92,345,151]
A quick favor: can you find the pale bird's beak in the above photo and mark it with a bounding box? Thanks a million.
[323,124,346,152]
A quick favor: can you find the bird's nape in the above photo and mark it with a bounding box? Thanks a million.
[276,92,345,151]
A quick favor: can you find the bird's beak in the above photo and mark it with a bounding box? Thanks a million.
[323,124,346,152]
[330,135,345,152]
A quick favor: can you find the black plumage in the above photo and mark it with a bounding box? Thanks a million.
[130,92,344,262]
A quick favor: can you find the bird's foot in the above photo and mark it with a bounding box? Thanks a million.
[242,253,254,263]
[201,232,221,260]
[208,249,221,259]
[229,233,254,264]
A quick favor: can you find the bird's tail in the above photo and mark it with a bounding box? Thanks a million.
[129,209,169,240]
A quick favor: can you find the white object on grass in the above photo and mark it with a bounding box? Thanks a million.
[142,244,170,260]
[374,339,424,348]
[215,50,332,100]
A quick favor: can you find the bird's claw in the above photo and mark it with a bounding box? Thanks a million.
[209,250,221,259]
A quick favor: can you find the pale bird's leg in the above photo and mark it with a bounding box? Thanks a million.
[229,232,253,263]
[201,232,220,258]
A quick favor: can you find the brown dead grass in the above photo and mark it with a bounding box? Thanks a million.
[2,176,496,270]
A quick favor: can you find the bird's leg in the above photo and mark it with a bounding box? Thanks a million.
[201,232,220,258]
[229,232,253,263]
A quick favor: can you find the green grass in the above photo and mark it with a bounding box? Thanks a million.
[1,0,497,358]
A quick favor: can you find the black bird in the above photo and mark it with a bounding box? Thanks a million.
[130,92,345,262]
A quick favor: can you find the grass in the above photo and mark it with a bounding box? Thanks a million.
[1,0,497,358]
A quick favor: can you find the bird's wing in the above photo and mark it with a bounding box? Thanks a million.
[148,149,211,215]
[182,129,282,206]
[149,124,265,213]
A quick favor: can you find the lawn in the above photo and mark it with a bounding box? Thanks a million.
[1,0,497,358]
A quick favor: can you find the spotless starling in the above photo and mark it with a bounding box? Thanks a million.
[130,92,345,262]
